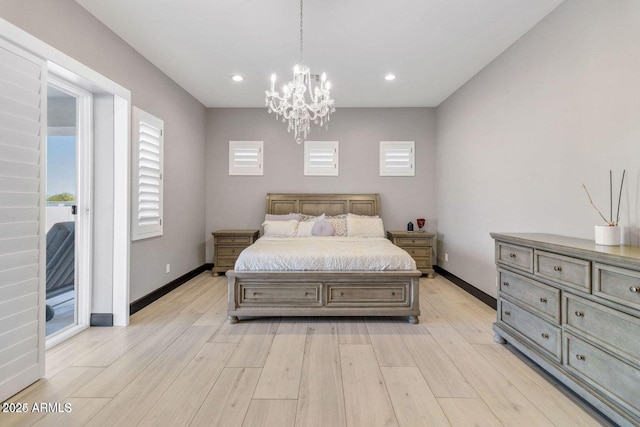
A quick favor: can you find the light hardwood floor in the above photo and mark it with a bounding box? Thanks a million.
[2,273,613,427]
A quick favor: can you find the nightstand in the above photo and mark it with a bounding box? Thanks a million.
[387,230,435,278]
[211,230,259,276]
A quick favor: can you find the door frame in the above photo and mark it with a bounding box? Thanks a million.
[45,75,93,347]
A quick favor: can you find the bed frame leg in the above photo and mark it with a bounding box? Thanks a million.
[407,315,419,324]
[227,315,239,324]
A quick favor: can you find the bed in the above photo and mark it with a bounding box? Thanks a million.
[226,193,422,324]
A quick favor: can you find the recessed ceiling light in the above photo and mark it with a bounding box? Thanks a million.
[232,75,244,82]
[385,73,396,81]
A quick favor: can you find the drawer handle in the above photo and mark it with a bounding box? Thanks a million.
[553,265,562,272]
[576,354,586,361]
[541,333,549,339]
[391,292,396,296]
[340,292,344,296]
[630,286,640,293]
[502,281,510,287]
[509,253,516,258]
[504,310,511,316]
[575,311,584,317]
[539,297,547,303]
[231,249,236,254]
[252,292,258,296]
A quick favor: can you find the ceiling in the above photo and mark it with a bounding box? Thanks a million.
[75,0,564,108]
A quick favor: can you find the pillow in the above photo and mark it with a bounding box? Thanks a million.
[347,212,379,219]
[264,213,302,221]
[327,217,347,236]
[312,219,335,236]
[299,213,325,222]
[296,220,315,236]
[347,216,385,237]
[295,214,325,236]
[262,219,298,237]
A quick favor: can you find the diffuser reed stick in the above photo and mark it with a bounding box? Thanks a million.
[583,170,626,226]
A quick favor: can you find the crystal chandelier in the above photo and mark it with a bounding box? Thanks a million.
[265,0,335,144]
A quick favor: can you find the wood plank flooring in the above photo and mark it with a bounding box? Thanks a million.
[1,273,613,427]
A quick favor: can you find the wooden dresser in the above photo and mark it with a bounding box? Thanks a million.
[387,230,435,277]
[212,230,259,276]
[491,233,640,426]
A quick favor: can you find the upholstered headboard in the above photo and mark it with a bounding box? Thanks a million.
[266,193,380,217]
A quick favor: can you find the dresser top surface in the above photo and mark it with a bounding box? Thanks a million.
[491,232,640,263]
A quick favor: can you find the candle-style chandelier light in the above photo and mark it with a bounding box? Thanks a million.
[265,0,335,144]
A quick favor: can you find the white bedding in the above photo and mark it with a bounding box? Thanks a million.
[234,236,417,271]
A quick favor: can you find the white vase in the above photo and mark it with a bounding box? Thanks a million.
[594,225,620,246]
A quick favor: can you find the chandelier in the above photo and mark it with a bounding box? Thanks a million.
[265,0,335,144]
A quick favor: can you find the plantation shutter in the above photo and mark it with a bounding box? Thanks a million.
[379,141,415,176]
[0,41,46,402]
[131,107,163,241]
[304,141,338,176]
[228,141,263,176]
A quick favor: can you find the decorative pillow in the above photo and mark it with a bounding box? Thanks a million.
[312,219,335,236]
[295,214,325,236]
[327,217,347,236]
[347,216,385,237]
[262,219,298,237]
[265,213,302,221]
[296,220,315,236]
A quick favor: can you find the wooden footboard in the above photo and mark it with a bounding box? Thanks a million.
[226,270,422,323]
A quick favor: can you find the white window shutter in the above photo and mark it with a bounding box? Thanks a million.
[132,107,163,240]
[0,41,46,402]
[229,141,263,176]
[380,141,415,176]
[304,141,339,176]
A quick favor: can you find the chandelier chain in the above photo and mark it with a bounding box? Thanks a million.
[299,0,304,64]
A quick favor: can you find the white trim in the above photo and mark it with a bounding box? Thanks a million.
[304,141,339,176]
[113,95,130,326]
[45,75,93,337]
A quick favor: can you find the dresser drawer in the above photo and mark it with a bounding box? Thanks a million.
[593,263,640,312]
[327,284,409,306]
[404,247,429,257]
[218,246,248,256]
[217,256,240,269]
[564,293,640,366]
[396,236,431,246]
[499,299,561,359]
[535,250,590,292]
[499,269,560,323]
[564,333,640,416]
[414,256,432,270]
[239,283,322,306]
[218,236,253,245]
[496,242,533,273]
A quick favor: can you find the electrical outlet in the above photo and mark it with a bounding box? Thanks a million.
[444,253,449,262]
[166,263,170,273]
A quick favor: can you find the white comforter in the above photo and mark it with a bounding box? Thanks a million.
[234,236,417,271]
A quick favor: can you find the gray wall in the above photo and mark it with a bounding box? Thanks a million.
[0,0,208,302]
[205,108,437,261]
[435,0,640,297]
